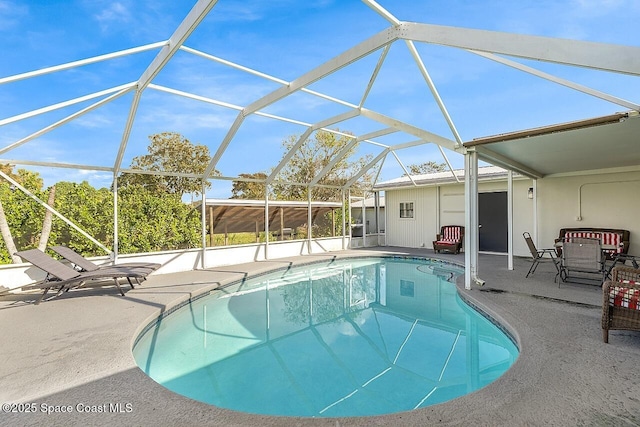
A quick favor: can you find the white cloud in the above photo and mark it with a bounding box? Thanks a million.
[0,0,28,32]
[137,101,237,133]
[94,1,131,31]
[73,114,113,129]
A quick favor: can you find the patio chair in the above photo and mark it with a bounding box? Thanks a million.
[558,238,605,286]
[602,265,640,343]
[523,232,560,278]
[50,245,160,274]
[433,225,464,254]
[15,249,149,304]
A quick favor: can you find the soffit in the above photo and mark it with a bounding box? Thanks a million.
[465,112,640,178]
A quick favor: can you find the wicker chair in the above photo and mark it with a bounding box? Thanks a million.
[602,266,640,343]
[433,225,464,255]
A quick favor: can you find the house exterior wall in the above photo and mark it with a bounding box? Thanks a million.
[383,168,640,257]
[536,169,640,256]
[385,186,440,249]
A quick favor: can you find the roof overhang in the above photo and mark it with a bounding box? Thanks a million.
[197,199,342,234]
[463,111,640,179]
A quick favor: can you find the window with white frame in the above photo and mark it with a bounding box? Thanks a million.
[399,201,414,218]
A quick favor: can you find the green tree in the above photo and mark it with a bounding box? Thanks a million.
[0,164,21,262]
[119,132,216,197]
[272,129,373,202]
[405,161,447,175]
[117,184,201,254]
[0,167,50,262]
[230,172,269,199]
[52,181,114,256]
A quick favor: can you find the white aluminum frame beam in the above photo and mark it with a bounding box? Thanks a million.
[308,127,397,187]
[0,83,136,127]
[0,171,111,254]
[0,41,166,86]
[180,46,359,110]
[405,41,463,147]
[203,112,246,179]
[266,110,361,184]
[0,159,113,172]
[391,151,417,186]
[113,0,220,175]
[0,84,135,156]
[241,28,400,117]
[360,108,459,151]
[372,154,386,187]
[363,1,464,147]
[202,27,400,181]
[344,149,389,188]
[359,44,391,108]
[469,50,640,111]
[402,22,640,76]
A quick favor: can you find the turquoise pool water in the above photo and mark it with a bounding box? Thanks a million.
[133,257,518,417]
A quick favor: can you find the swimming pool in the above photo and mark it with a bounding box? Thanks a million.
[133,257,518,417]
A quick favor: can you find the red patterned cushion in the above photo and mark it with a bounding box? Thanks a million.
[442,227,461,241]
[609,282,640,310]
[566,231,624,255]
[436,240,459,245]
[565,231,601,241]
[602,232,624,254]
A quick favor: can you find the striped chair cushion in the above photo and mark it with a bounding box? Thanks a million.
[442,226,461,241]
[565,231,601,241]
[436,240,459,245]
[609,281,640,311]
[602,232,624,254]
[565,231,624,254]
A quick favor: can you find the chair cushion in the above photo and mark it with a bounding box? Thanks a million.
[601,232,624,254]
[442,227,462,241]
[566,231,624,255]
[609,281,640,310]
[565,231,601,241]
[435,239,460,245]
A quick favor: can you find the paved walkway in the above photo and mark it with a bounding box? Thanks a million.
[1,248,639,426]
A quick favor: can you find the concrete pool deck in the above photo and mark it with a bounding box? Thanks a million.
[1,247,639,426]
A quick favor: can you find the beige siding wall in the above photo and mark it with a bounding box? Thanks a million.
[385,182,530,250]
[384,178,533,256]
[537,169,640,255]
[383,168,640,257]
[385,186,438,248]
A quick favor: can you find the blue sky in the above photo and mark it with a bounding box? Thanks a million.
[1,0,638,198]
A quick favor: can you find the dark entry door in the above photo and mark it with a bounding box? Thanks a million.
[479,192,508,252]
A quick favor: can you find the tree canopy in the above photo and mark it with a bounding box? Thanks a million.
[271,129,373,201]
[405,161,447,176]
[230,172,269,199]
[0,165,201,263]
[119,132,216,197]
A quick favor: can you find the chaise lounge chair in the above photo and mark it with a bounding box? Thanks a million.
[15,249,151,304]
[50,245,160,274]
